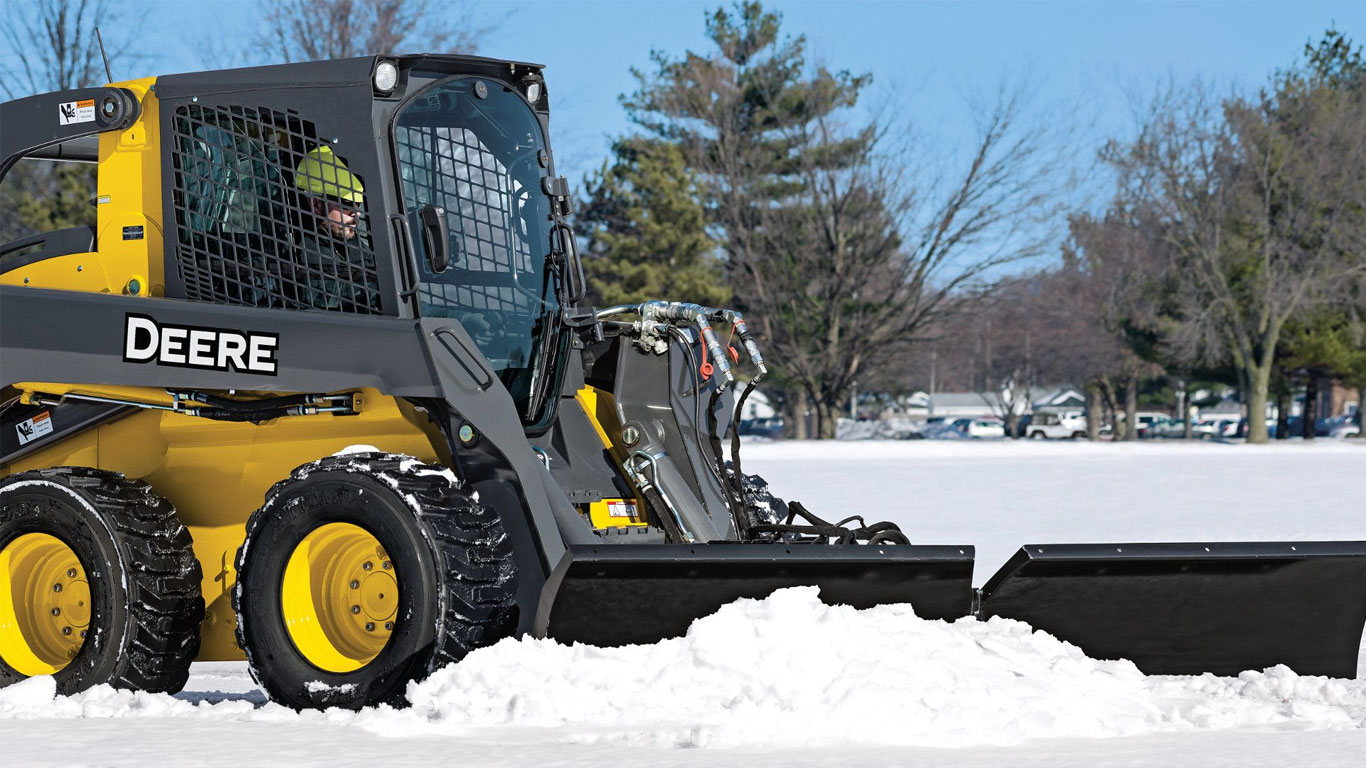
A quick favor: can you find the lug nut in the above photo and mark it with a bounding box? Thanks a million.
[62,627,72,636]
[79,630,86,638]
[67,568,78,578]
[350,605,361,614]
[384,622,393,630]
[382,561,391,570]
[53,583,63,593]
[364,622,375,632]
[362,562,373,571]
[51,608,61,616]
[350,579,360,589]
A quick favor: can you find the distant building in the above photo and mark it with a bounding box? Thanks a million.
[926,392,1012,418]
[1032,387,1086,414]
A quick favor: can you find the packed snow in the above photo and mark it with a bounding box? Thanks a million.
[2,440,1364,767]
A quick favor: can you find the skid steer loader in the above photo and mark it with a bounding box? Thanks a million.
[2,54,1365,711]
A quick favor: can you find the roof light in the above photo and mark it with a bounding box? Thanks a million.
[373,61,398,94]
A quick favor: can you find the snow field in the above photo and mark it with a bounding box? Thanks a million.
[5,586,1366,750]
[1,439,1364,765]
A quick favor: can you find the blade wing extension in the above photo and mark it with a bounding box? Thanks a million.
[979,541,1366,678]
[534,543,975,646]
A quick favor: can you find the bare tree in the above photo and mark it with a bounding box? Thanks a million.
[743,86,1066,438]
[1105,82,1366,442]
[0,0,141,97]
[253,0,493,64]
[0,0,141,243]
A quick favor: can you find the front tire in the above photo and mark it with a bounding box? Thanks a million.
[234,452,517,710]
[0,468,203,694]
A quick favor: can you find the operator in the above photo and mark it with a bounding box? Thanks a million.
[292,145,379,311]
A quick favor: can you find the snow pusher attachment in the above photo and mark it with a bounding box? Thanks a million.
[534,543,975,645]
[978,542,1366,678]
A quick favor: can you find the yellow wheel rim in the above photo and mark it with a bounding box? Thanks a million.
[281,523,399,673]
[0,533,92,676]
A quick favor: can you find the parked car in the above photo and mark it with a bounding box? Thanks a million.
[960,417,1006,439]
[1191,418,1231,440]
[1126,412,1171,438]
[1146,417,1190,439]
[1025,411,1087,439]
[1324,413,1361,439]
[737,417,785,439]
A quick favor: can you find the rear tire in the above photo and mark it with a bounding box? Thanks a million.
[234,452,517,710]
[0,467,203,694]
[1029,431,1045,439]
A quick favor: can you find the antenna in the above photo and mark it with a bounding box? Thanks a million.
[95,27,114,84]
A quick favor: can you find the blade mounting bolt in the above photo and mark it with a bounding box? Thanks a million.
[350,605,361,614]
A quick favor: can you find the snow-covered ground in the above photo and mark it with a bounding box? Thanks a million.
[3,440,1364,767]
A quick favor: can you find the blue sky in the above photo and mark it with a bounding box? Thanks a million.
[131,0,1364,187]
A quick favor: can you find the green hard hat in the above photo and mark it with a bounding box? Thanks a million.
[294,145,364,206]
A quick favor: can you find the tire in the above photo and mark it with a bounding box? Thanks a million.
[1029,431,1045,440]
[0,467,203,695]
[1071,432,1087,440]
[234,452,517,710]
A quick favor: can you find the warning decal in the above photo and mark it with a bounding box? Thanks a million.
[58,99,96,125]
[607,500,638,518]
[15,411,54,445]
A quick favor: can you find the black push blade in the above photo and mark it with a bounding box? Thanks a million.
[534,543,975,646]
[979,541,1366,677]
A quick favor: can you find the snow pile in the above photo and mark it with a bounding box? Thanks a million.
[4,587,1366,750]
[398,587,1366,748]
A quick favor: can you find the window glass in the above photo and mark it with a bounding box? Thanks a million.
[395,78,561,422]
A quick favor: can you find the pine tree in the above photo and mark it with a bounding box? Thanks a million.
[576,139,728,307]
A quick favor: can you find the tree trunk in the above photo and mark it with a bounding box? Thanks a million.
[1245,364,1271,444]
[1302,376,1318,441]
[816,400,839,440]
[1123,373,1139,442]
[789,389,808,440]
[1274,385,1290,441]
[1180,382,1192,440]
[1357,387,1366,439]
[1086,380,1102,441]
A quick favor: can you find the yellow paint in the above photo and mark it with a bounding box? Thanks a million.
[0,533,89,676]
[573,386,647,528]
[0,77,162,296]
[587,498,644,528]
[280,523,397,673]
[1,385,445,661]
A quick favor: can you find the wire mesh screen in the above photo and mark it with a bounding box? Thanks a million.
[396,123,543,322]
[168,104,382,314]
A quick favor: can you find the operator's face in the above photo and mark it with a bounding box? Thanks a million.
[313,199,359,240]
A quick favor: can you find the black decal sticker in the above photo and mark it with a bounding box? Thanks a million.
[122,225,144,240]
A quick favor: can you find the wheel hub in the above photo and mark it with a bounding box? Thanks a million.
[280,523,399,673]
[0,533,90,676]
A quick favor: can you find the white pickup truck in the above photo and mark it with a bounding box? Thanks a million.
[1026,411,1088,439]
